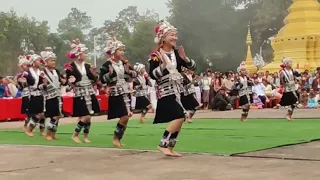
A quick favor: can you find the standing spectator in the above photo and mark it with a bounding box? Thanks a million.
[0,76,5,98]
[264,71,273,83]
[201,70,212,109]
[271,72,280,89]
[312,73,320,91]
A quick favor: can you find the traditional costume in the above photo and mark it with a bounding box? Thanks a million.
[39,48,63,140]
[279,57,299,121]
[181,68,200,123]
[99,36,137,147]
[133,63,152,123]
[149,20,196,155]
[26,53,46,136]
[16,56,34,130]
[235,61,253,122]
[66,39,100,143]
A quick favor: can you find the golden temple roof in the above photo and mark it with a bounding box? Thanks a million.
[262,0,320,72]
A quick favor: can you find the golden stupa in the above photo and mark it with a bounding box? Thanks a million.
[263,0,320,73]
[244,23,257,74]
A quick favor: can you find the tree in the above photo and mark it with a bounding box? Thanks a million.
[0,10,51,74]
[57,8,92,33]
[128,19,158,64]
[167,0,248,72]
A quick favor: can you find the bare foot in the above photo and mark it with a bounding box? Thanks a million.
[45,135,53,141]
[157,146,174,156]
[23,126,28,132]
[170,150,182,157]
[25,130,34,137]
[286,114,293,121]
[72,136,82,144]
[52,133,58,140]
[240,116,247,122]
[40,132,45,137]
[186,119,193,123]
[139,116,146,124]
[83,138,91,143]
[112,138,122,148]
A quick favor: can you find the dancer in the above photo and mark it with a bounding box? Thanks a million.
[65,39,100,143]
[39,47,63,140]
[133,63,152,124]
[181,67,201,123]
[17,56,34,132]
[100,36,137,147]
[149,20,196,157]
[234,61,254,122]
[25,52,46,137]
[279,57,299,121]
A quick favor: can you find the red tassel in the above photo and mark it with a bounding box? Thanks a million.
[155,26,160,34]
[64,63,73,71]
[66,52,76,59]
[39,59,45,64]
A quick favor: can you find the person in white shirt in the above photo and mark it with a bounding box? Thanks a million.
[252,79,267,105]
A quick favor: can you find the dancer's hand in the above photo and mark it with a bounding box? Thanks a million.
[42,77,48,85]
[155,51,167,66]
[124,63,130,73]
[108,65,113,75]
[178,45,187,61]
[90,67,97,76]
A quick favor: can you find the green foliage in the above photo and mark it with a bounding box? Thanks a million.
[0,1,312,74]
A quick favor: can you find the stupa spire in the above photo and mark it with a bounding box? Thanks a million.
[244,22,257,73]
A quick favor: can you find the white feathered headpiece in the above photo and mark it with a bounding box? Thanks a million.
[18,55,30,66]
[41,47,56,62]
[28,51,42,64]
[133,63,145,72]
[104,35,125,56]
[282,57,292,66]
[67,39,88,59]
[154,20,177,44]
[237,61,246,72]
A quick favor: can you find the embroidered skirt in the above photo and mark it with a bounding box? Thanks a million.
[181,93,199,111]
[280,91,298,106]
[73,95,100,117]
[28,95,44,115]
[20,96,30,115]
[45,97,62,118]
[239,94,253,106]
[107,94,131,120]
[153,94,185,124]
[135,96,151,110]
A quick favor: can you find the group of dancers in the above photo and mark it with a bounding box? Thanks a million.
[235,57,299,122]
[16,19,299,157]
[17,20,199,157]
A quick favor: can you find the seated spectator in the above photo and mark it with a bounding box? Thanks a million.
[263,79,273,98]
[5,77,18,97]
[251,92,264,109]
[211,87,232,111]
[297,88,308,108]
[252,79,267,104]
[307,90,319,109]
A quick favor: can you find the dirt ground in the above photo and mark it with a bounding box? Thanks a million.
[1,109,320,180]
